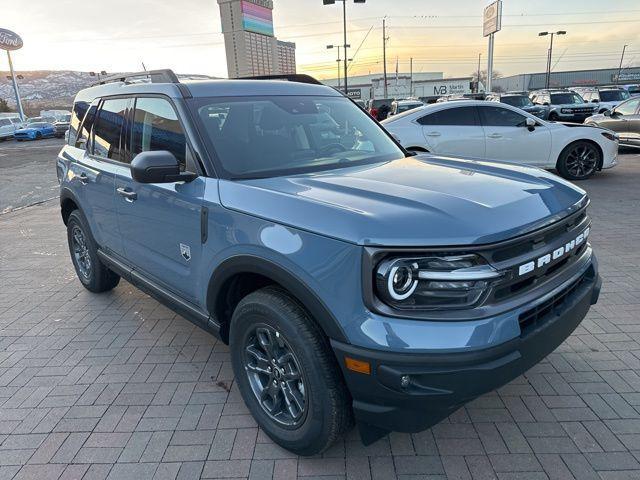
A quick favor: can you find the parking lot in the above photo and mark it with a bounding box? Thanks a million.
[1,139,640,479]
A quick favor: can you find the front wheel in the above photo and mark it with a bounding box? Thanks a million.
[230,286,353,456]
[557,141,601,181]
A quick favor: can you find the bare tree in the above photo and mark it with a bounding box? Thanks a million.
[470,69,503,89]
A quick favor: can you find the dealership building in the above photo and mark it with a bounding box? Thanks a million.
[493,66,640,92]
[322,72,478,102]
[217,0,296,78]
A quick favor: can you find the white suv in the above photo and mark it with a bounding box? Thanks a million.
[0,117,17,141]
[573,87,631,114]
[382,100,619,180]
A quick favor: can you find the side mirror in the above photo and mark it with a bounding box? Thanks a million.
[131,151,196,184]
[543,102,549,106]
[604,110,612,117]
[525,117,536,131]
[591,99,599,103]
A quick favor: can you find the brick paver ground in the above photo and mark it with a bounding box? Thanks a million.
[1,154,639,479]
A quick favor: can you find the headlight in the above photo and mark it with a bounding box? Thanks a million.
[561,108,571,114]
[375,254,503,310]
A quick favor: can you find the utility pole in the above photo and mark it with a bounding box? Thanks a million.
[342,0,348,94]
[383,18,388,99]
[477,53,481,93]
[410,57,413,98]
[616,44,628,85]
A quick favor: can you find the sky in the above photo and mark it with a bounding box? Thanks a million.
[3,0,640,80]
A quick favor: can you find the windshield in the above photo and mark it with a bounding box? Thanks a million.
[550,93,585,105]
[600,90,630,102]
[59,114,71,122]
[500,96,533,107]
[192,95,404,179]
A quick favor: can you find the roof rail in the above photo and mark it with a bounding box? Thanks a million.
[240,74,323,85]
[93,69,180,86]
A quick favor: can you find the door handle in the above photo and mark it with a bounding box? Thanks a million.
[116,187,137,202]
[487,133,502,139]
[425,132,441,137]
[78,173,89,185]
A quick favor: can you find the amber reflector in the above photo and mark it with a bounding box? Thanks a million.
[344,357,371,375]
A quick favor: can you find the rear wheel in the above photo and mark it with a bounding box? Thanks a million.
[557,141,601,181]
[67,210,120,293]
[35,132,42,140]
[230,286,353,456]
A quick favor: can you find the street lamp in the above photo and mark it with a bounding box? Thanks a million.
[327,44,352,91]
[322,0,366,95]
[539,30,566,89]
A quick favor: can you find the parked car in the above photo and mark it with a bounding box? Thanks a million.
[0,117,17,141]
[486,92,548,119]
[382,100,618,180]
[585,96,640,148]
[619,84,640,97]
[53,113,72,138]
[572,86,631,114]
[389,99,425,116]
[59,70,601,456]
[366,98,392,119]
[14,122,55,141]
[530,89,597,123]
[26,116,57,125]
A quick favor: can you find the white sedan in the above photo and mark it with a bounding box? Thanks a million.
[382,100,619,180]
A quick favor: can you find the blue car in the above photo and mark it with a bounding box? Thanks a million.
[58,70,600,456]
[14,122,55,141]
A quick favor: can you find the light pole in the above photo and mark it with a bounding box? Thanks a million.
[539,30,566,89]
[322,0,366,95]
[616,44,628,85]
[327,45,343,90]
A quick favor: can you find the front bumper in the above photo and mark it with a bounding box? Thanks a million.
[332,261,601,438]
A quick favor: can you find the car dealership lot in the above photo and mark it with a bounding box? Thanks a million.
[0,138,63,213]
[0,144,639,479]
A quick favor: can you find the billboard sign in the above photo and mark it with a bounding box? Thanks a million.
[241,0,274,37]
[483,1,502,37]
[346,88,362,99]
[0,28,23,51]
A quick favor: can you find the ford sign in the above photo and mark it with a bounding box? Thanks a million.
[0,29,23,51]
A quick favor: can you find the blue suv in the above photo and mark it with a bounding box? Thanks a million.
[58,70,601,456]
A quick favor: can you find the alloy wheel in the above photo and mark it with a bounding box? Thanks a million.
[565,144,597,178]
[71,225,92,280]
[242,325,307,428]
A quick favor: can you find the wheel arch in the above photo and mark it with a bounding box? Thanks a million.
[206,255,349,345]
[557,138,604,171]
[60,187,81,225]
[407,146,429,153]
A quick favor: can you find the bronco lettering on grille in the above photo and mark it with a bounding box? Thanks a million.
[518,227,590,277]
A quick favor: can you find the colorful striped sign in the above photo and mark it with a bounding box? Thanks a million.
[241,0,274,37]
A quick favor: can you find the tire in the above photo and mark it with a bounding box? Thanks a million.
[229,286,353,456]
[66,210,120,293]
[556,141,601,181]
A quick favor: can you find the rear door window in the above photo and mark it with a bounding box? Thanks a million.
[131,97,187,169]
[478,106,527,127]
[91,98,129,162]
[417,107,480,126]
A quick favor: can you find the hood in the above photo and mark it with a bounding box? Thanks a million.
[219,156,587,247]
[15,127,36,133]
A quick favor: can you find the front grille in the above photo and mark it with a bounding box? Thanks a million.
[571,108,594,114]
[518,272,588,336]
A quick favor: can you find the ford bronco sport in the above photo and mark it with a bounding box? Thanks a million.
[58,70,601,456]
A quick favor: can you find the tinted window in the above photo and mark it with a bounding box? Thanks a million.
[500,95,533,107]
[0,119,11,126]
[194,95,403,178]
[417,107,479,126]
[550,93,584,104]
[92,99,128,161]
[132,98,186,168]
[615,98,640,116]
[600,90,630,102]
[479,106,527,127]
[75,104,97,149]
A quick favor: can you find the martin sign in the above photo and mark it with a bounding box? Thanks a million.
[0,29,23,51]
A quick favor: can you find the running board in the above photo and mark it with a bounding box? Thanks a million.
[97,249,222,338]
